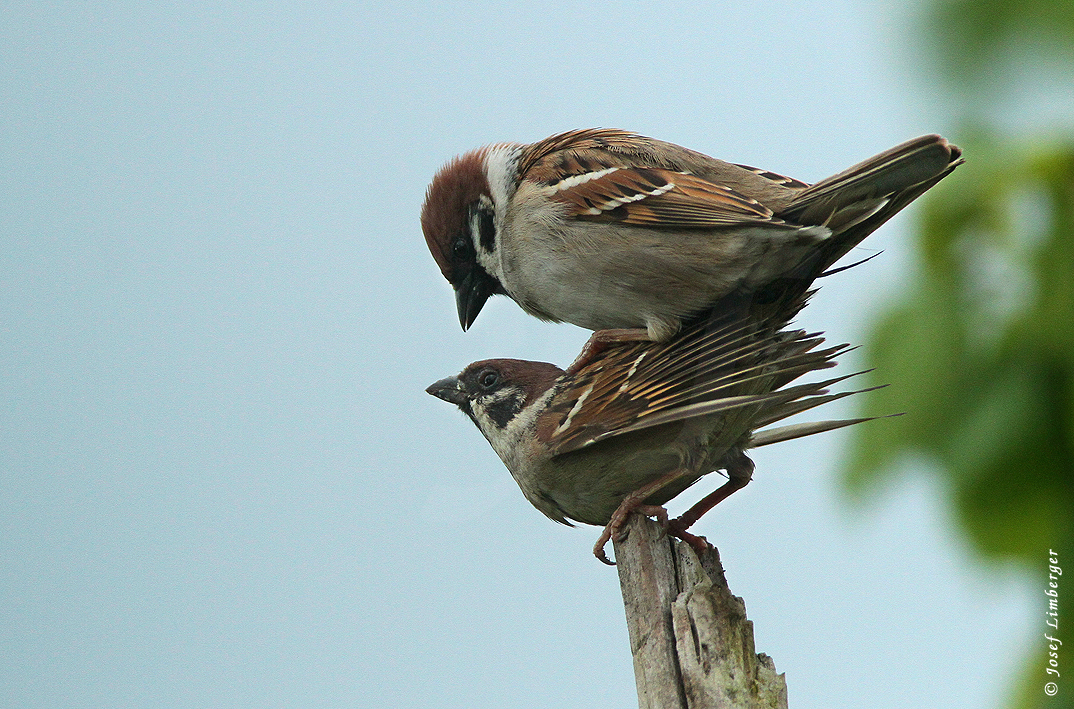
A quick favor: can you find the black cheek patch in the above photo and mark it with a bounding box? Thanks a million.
[477,209,496,254]
[484,395,523,429]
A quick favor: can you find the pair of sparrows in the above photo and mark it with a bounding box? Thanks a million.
[422,128,962,563]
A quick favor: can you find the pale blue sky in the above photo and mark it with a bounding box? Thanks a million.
[2,2,1034,707]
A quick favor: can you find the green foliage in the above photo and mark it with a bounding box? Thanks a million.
[927,0,1074,82]
[845,134,1074,561]
[844,133,1074,708]
[846,1,1074,705]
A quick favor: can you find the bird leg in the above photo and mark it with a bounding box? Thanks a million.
[670,527,712,557]
[566,327,651,375]
[667,453,755,540]
[592,466,686,565]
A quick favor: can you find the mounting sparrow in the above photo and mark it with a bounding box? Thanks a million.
[422,128,962,348]
[426,290,872,564]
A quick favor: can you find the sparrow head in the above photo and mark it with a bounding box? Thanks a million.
[426,358,563,434]
[421,149,511,331]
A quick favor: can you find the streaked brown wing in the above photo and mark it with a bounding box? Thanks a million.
[732,163,810,189]
[517,128,789,230]
[516,128,650,179]
[541,315,846,456]
[547,167,780,228]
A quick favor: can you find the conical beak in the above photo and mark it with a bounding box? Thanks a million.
[426,375,468,406]
[455,268,496,331]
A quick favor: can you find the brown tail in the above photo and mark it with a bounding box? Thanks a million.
[783,134,964,276]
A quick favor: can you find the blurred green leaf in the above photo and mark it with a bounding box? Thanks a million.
[848,0,1074,705]
[845,136,1074,562]
[844,134,1074,709]
[927,0,1074,82]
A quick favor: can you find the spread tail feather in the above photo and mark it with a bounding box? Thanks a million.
[749,417,877,448]
[783,135,964,276]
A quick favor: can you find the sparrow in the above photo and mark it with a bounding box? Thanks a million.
[422,128,962,350]
[426,290,873,564]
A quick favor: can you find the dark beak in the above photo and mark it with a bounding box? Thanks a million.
[455,268,497,331]
[426,375,468,406]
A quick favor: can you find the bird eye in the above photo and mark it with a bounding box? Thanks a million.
[478,370,499,389]
[451,237,468,260]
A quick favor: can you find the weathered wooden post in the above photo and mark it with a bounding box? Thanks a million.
[613,514,788,709]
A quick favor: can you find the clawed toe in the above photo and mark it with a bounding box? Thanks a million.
[566,328,651,375]
[593,528,616,565]
[668,519,712,555]
[592,504,672,565]
[637,504,669,530]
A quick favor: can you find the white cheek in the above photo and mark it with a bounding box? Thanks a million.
[470,206,491,258]
[471,203,500,276]
[480,146,524,279]
[473,406,498,436]
[483,145,521,213]
[473,387,556,469]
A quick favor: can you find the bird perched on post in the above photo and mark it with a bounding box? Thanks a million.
[427,286,874,564]
[422,128,962,361]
